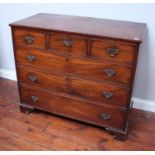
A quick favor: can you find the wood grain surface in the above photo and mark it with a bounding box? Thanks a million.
[10,13,146,43]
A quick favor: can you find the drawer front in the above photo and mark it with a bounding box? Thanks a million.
[49,33,87,56]
[91,40,137,64]
[17,67,68,93]
[70,58,133,86]
[14,29,46,49]
[17,66,129,108]
[15,48,67,71]
[20,86,127,130]
[70,77,130,108]
[15,48,133,86]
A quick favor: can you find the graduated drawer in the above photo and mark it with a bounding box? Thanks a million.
[91,39,137,64]
[14,29,46,49]
[17,66,129,108]
[70,58,133,86]
[15,48,133,86]
[20,86,127,130]
[17,66,68,93]
[70,77,130,108]
[15,48,67,71]
[49,33,87,56]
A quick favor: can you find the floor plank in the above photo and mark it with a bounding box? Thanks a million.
[0,77,155,150]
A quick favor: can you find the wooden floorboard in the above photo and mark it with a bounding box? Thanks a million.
[0,77,155,150]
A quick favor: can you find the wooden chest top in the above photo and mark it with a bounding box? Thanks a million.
[10,13,146,43]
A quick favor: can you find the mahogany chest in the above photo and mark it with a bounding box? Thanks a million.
[10,13,146,140]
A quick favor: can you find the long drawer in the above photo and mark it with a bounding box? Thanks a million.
[17,66,130,108]
[15,48,134,86]
[19,86,127,130]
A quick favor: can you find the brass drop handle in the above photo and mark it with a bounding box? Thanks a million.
[63,39,72,47]
[27,55,36,62]
[106,46,119,57]
[100,113,111,121]
[28,75,38,82]
[31,96,39,102]
[102,92,114,99]
[24,34,34,44]
[104,68,116,77]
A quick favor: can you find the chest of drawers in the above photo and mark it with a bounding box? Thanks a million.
[10,13,146,140]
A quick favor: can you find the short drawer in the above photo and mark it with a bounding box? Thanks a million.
[20,86,127,130]
[91,39,137,64]
[14,29,46,49]
[70,77,130,108]
[49,33,87,56]
[17,66,68,93]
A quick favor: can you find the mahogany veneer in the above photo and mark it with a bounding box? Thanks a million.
[10,13,146,140]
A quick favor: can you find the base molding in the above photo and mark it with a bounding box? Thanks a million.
[106,128,128,141]
[0,69,155,113]
[0,69,17,81]
[132,97,155,112]
[19,104,34,114]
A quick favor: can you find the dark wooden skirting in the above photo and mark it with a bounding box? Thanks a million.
[0,77,155,151]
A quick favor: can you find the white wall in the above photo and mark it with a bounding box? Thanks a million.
[0,3,155,111]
